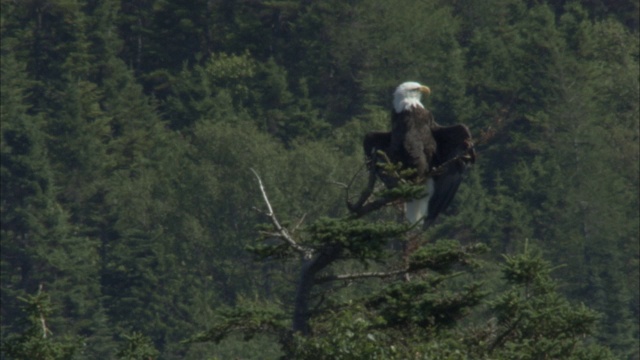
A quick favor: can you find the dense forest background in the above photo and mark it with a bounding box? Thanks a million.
[1,0,638,359]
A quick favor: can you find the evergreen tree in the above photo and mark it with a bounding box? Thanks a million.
[1,0,636,357]
[1,32,107,358]
[1,286,82,360]
[115,332,159,360]
[448,6,639,356]
[477,244,615,359]
[186,171,614,359]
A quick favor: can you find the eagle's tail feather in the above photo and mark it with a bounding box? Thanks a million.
[404,179,434,226]
[405,197,428,225]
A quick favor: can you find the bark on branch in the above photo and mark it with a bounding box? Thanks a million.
[37,284,52,339]
[346,162,400,218]
[250,168,309,255]
[316,267,409,284]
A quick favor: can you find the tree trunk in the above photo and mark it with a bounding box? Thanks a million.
[292,247,341,334]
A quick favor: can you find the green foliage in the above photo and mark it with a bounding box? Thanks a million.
[366,278,484,330]
[1,0,637,358]
[116,332,159,360]
[306,217,407,261]
[478,244,616,359]
[186,305,288,345]
[1,288,82,360]
[1,27,111,358]
[408,240,487,272]
[285,243,612,359]
[290,308,397,360]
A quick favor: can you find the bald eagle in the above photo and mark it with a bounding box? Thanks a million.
[364,81,475,229]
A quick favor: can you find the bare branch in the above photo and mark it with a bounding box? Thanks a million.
[423,150,475,179]
[328,180,349,189]
[250,168,309,255]
[37,284,52,338]
[316,267,409,284]
[258,231,283,238]
[291,213,307,234]
[252,206,266,215]
[346,162,395,217]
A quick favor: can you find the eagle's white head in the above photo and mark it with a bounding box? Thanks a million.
[393,81,431,113]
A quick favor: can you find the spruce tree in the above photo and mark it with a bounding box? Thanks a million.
[184,168,614,359]
[1,286,82,360]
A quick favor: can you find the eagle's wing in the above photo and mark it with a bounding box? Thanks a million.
[364,131,391,166]
[424,124,475,228]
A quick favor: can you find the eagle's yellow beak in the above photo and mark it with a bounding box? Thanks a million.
[419,86,431,96]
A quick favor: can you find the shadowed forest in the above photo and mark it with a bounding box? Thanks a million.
[1,0,638,359]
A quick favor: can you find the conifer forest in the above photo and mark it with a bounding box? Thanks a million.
[1,1,638,359]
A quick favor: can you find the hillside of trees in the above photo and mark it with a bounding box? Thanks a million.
[1,0,638,359]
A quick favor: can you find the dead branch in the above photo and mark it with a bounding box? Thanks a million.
[315,267,409,284]
[328,180,349,189]
[422,150,475,179]
[37,284,52,338]
[346,160,400,217]
[250,168,309,255]
[291,213,307,234]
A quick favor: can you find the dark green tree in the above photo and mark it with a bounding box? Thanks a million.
[1,0,636,358]
[116,332,159,360]
[474,244,615,359]
[1,286,82,360]
[185,167,614,359]
[443,4,639,356]
[1,30,108,358]
[187,166,487,356]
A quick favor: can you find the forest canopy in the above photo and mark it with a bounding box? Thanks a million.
[1,0,638,359]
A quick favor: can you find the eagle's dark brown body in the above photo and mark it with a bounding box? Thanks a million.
[364,105,475,228]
